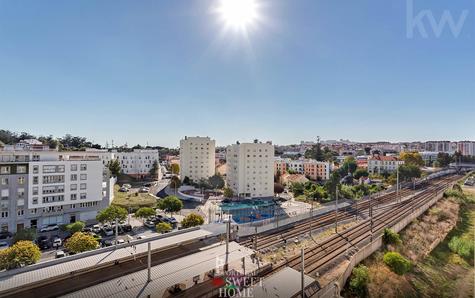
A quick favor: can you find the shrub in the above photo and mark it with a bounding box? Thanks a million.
[0,241,41,270]
[383,252,412,275]
[349,264,370,296]
[12,228,37,244]
[382,228,402,246]
[181,213,205,228]
[66,221,85,234]
[65,232,98,253]
[156,222,172,233]
[448,236,474,259]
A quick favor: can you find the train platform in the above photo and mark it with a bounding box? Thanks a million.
[62,241,256,298]
[0,227,216,297]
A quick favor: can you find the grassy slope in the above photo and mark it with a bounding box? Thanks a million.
[111,185,157,209]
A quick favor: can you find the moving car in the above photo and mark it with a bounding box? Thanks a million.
[136,235,147,240]
[55,250,65,258]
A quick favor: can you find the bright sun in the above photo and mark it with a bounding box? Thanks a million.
[216,0,259,30]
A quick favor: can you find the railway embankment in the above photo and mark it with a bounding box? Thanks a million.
[342,182,475,298]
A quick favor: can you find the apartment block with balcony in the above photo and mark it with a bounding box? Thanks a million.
[179,136,216,182]
[0,150,112,233]
[273,158,330,181]
[226,141,274,198]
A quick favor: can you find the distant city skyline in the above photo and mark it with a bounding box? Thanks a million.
[0,0,474,147]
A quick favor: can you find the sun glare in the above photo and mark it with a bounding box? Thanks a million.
[216,0,259,30]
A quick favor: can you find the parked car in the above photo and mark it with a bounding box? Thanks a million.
[36,236,50,250]
[82,227,92,233]
[92,225,102,234]
[52,237,62,248]
[102,239,114,247]
[120,224,132,232]
[138,187,150,193]
[119,186,129,192]
[0,241,9,250]
[103,227,114,236]
[116,239,125,245]
[144,221,156,228]
[0,232,13,240]
[40,224,59,233]
[167,217,178,224]
[55,250,65,258]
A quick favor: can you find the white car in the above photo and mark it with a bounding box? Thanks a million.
[55,250,65,258]
[0,241,9,250]
[92,225,102,234]
[116,239,125,245]
[103,228,114,236]
[136,235,147,240]
[52,237,62,248]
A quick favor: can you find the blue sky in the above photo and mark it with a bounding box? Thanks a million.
[0,0,474,147]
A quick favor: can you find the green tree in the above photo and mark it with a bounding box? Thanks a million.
[181,213,204,228]
[353,168,369,180]
[66,221,85,234]
[170,175,181,191]
[338,156,358,176]
[156,222,172,233]
[157,196,183,216]
[349,265,370,296]
[149,160,159,179]
[108,159,121,177]
[305,142,324,161]
[1,241,41,270]
[65,232,98,253]
[290,182,305,197]
[396,164,422,182]
[382,228,402,246]
[96,205,128,224]
[383,252,411,275]
[448,236,474,259]
[223,187,234,198]
[436,152,452,167]
[400,152,424,167]
[170,163,180,175]
[208,174,225,189]
[274,183,284,195]
[134,207,156,222]
[13,228,37,244]
[325,171,341,198]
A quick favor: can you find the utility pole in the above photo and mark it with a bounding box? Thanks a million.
[396,163,400,203]
[301,248,305,298]
[335,188,339,233]
[224,216,230,273]
[115,218,119,245]
[147,242,151,282]
[254,226,258,250]
[370,195,373,242]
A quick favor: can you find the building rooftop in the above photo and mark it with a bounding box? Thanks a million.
[0,228,213,295]
[251,267,315,298]
[62,242,254,298]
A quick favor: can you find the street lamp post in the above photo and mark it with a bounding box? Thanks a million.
[335,188,339,233]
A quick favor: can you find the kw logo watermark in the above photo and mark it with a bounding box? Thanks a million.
[406,0,470,38]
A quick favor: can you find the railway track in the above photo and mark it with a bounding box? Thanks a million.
[264,175,459,279]
[239,180,437,251]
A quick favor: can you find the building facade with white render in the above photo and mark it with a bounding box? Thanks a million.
[226,141,274,198]
[179,136,216,182]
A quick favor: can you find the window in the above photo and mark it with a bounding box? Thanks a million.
[33,166,39,174]
[18,177,25,185]
[33,176,38,185]
[1,178,8,185]
[32,197,38,204]
[32,187,38,195]
[80,164,87,171]
[71,194,77,200]
[71,164,78,171]
[42,175,65,184]
[70,184,77,191]
[17,209,24,216]
[17,188,25,198]
[80,183,87,190]
[0,211,8,218]
[0,166,10,174]
[80,193,87,200]
[43,165,57,173]
[30,208,37,214]
[71,174,77,181]
[80,174,87,180]
[17,166,27,174]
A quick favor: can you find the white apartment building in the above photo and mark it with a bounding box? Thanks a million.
[0,149,112,233]
[226,142,274,198]
[457,141,475,156]
[114,150,160,179]
[367,155,404,175]
[85,149,161,179]
[179,136,215,182]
